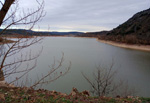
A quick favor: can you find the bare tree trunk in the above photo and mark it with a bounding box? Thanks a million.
[0,69,4,81]
[0,0,15,26]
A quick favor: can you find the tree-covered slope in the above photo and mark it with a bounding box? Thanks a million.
[99,8,150,44]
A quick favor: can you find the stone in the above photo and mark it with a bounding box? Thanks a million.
[70,87,79,96]
[81,90,90,96]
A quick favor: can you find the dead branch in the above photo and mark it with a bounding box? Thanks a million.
[0,1,3,6]
[0,37,43,83]
[31,53,71,88]
[0,0,45,35]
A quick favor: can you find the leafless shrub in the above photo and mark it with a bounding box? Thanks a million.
[82,63,137,97]
[82,63,121,96]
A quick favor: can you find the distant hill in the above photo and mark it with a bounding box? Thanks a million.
[0,29,83,36]
[98,8,150,45]
[47,31,83,36]
[0,29,34,35]
[77,31,109,37]
[109,8,150,37]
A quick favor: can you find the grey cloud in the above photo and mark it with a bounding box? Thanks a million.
[20,0,150,32]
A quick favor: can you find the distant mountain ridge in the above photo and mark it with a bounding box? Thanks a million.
[0,29,83,36]
[77,31,109,37]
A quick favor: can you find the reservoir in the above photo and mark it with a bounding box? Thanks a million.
[5,37,150,97]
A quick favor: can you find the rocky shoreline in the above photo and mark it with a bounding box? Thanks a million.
[98,39,150,52]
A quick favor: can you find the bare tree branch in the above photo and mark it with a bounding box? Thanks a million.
[0,0,45,35]
[0,1,4,6]
[0,0,70,92]
[0,37,43,82]
[31,53,71,88]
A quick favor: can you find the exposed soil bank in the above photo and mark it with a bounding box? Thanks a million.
[98,39,150,52]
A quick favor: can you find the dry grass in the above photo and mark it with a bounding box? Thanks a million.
[0,86,148,103]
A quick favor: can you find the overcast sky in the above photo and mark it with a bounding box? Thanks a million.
[20,0,150,32]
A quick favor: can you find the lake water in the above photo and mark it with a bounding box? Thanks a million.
[4,37,150,97]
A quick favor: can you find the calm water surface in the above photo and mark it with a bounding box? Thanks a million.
[5,37,150,97]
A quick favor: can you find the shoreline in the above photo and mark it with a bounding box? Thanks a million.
[97,39,150,52]
[2,36,150,52]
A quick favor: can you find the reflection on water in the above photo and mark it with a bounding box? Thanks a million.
[3,37,150,97]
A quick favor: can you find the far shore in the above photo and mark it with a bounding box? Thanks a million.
[0,40,14,45]
[2,35,150,52]
[97,39,150,52]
